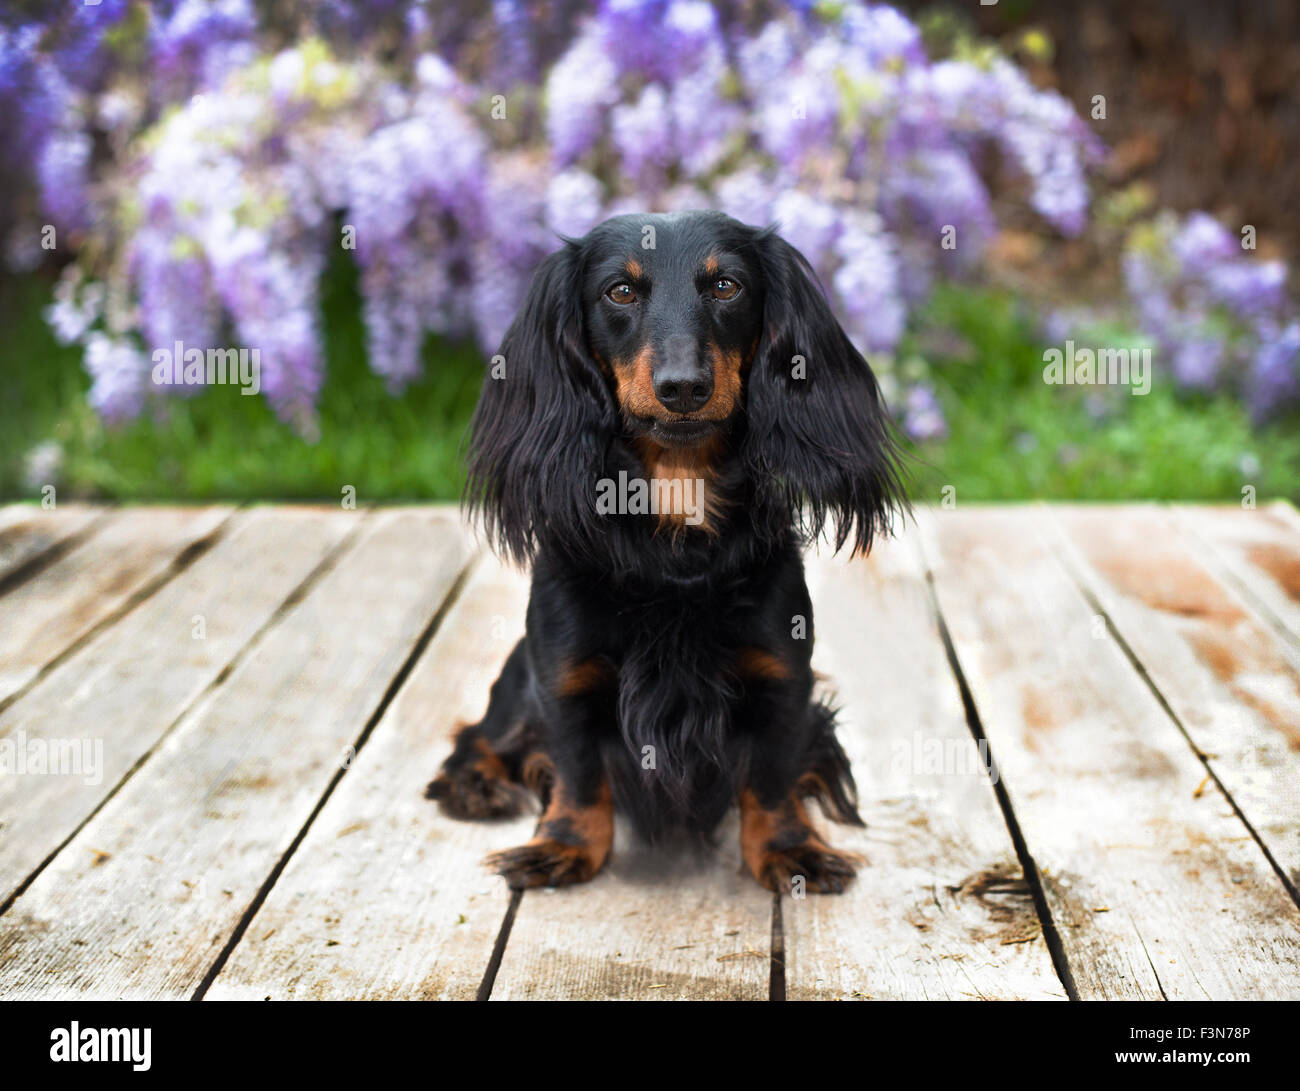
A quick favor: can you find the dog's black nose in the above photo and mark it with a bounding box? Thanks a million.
[653,340,713,411]
[653,372,714,413]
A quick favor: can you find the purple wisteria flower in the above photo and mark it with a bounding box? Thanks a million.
[84,333,150,422]
[546,168,606,238]
[1250,322,1300,419]
[545,26,619,166]
[833,213,906,353]
[16,0,1122,445]
[1123,211,1299,418]
[901,383,948,442]
[151,0,258,94]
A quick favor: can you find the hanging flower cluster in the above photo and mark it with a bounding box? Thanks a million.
[9,1,1115,438]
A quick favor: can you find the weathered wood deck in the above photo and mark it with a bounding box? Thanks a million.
[0,501,1297,1001]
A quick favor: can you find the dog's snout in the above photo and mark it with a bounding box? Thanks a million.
[653,337,713,413]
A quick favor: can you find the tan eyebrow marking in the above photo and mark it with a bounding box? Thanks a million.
[624,258,643,278]
[703,254,720,274]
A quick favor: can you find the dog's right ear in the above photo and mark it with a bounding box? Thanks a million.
[743,231,909,556]
[464,244,615,563]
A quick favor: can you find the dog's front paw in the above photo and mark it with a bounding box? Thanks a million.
[740,789,861,895]
[485,838,606,889]
[748,836,861,894]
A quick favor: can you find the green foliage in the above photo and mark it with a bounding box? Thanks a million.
[0,252,483,501]
[1,268,1295,504]
[0,273,88,496]
[901,285,1300,504]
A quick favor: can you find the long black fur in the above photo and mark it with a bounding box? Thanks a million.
[438,210,908,876]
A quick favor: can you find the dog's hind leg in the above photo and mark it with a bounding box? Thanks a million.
[425,638,540,819]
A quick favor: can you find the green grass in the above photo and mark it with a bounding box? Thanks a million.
[1,257,1296,504]
[898,285,1300,506]
[0,252,484,501]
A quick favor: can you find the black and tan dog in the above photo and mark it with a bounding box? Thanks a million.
[427,211,907,893]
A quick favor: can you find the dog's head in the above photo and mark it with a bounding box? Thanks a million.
[466,210,907,562]
[583,212,760,450]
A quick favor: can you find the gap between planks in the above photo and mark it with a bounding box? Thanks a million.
[0,504,113,595]
[0,507,365,916]
[914,505,1300,999]
[783,532,1068,1001]
[0,509,476,997]
[0,506,240,716]
[8,503,1298,1000]
[194,550,477,998]
[204,553,534,1001]
[1041,503,1300,912]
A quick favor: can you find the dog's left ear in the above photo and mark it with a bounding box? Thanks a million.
[743,231,909,555]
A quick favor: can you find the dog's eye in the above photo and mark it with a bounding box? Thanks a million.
[711,277,740,301]
[606,283,636,305]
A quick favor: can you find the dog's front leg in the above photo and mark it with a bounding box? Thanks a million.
[732,645,863,895]
[738,787,860,895]
[485,772,613,890]
[484,637,617,889]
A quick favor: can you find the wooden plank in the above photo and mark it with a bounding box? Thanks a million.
[0,509,473,998]
[783,534,1066,1000]
[205,553,535,1002]
[1268,498,1300,531]
[488,813,773,1001]
[918,506,1300,1000]
[0,506,354,908]
[1047,503,1300,893]
[1167,503,1300,662]
[0,506,235,704]
[0,504,105,583]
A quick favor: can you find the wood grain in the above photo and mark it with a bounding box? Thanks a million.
[1048,503,1300,894]
[0,509,471,998]
[489,813,774,1001]
[4,503,1298,1000]
[784,532,1067,1000]
[918,506,1300,1000]
[0,504,105,583]
[0,506,353,908]
[1167,503,1300,663]
[0,506,235,704]
[205,553,542,1002]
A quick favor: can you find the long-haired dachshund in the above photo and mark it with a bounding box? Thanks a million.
[427,210,907,893]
